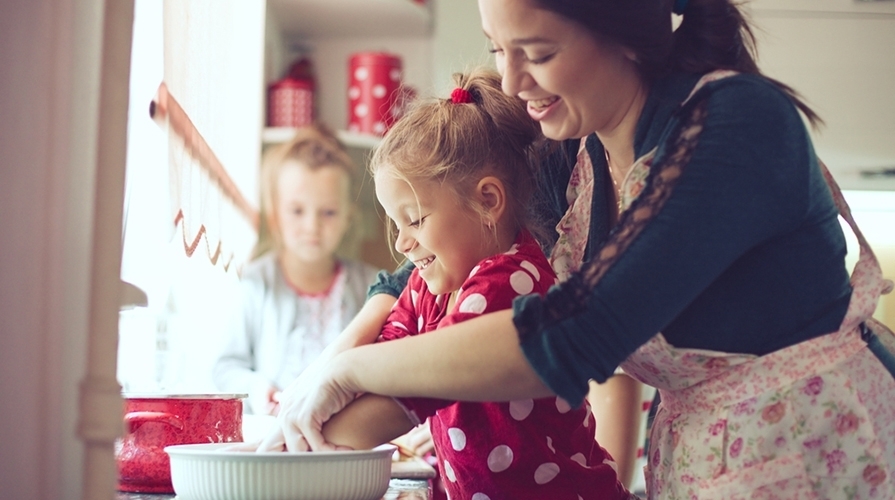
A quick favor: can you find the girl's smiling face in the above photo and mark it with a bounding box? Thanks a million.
[478,0,644,140]
[374,170,495,296]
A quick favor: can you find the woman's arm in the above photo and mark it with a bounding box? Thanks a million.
[340,310,551,401]
[291,309,553,451]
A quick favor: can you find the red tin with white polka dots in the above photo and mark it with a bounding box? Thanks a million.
[347,52,403,136]
[268,58,316,128]
[268,76,314,128]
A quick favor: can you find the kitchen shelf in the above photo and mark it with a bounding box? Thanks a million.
[267,0,432,40]
[748,0,895,15]
[262,127,382,150]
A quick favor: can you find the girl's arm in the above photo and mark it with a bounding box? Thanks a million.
[588,376,643,489]
[321,293,397,354]
[322,394,414,451]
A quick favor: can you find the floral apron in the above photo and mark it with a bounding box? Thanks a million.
[612,72,895,499]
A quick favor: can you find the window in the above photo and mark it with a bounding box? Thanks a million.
[118,0,266,393]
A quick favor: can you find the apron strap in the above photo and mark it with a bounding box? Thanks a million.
[685,70,894,376]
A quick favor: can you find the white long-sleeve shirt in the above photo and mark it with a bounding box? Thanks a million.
[213,252,379,411]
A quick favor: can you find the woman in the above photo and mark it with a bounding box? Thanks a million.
[268,0,895,497]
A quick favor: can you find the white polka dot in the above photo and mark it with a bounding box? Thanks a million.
[546,436,555,453]
[354,67,369,81]
[471,494,490,500]
[555,397,571,414]
[534,462,560,484]
[487,445,513,472]
[443,460,456,482]
[505,244,518,255]
[373,121,387,134]
[417,315,424,331]
[348,86,360,100]
[458,293,487,314]
[468,265,480,278]
[570,453,587,467]
[391,321,408,331]
[509,399,534,421]
[389,68,402,81]
[372,84,387,98]
[520,260,540,281]
[447,427,466,451]
[510,270,534,295]
[354,103,368,118]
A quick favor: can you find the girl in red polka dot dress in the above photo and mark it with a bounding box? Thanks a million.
[321,68,632,500]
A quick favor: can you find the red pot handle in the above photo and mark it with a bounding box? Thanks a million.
[124,411,184,433]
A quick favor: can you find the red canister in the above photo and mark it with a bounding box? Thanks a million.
[268,58,315,127]
[115,393,245,493]
[347,52,403,136]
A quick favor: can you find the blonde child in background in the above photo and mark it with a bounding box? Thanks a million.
[213,124,380,415]
[313,69,632,500]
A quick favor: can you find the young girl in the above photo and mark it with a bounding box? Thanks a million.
[319,69,632,500]
[212,124,380,415]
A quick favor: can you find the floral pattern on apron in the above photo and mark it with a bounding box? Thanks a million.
[613,71,895,499]
[551,137,597,281]
[550,137,658,280]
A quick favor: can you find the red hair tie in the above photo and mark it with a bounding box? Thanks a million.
[450,87,474,104]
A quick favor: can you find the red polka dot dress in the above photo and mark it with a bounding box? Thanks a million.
[379,231,631,500]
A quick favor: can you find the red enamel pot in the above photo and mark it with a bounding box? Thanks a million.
[115,393,246,493]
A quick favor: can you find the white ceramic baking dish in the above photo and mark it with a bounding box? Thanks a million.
[165,442,395,500]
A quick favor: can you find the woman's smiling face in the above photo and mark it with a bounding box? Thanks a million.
[374,170,493,296]
[478,0,643,140]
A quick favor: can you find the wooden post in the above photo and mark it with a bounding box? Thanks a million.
[76,0,134,498]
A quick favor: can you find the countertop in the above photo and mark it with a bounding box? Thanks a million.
[116,478,432,499]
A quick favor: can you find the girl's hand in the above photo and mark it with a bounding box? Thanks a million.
[404,421,435,456]
[249,380,280,416]
[257,353,357,452]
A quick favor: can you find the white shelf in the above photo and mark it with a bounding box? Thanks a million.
[262,127,382,150]
[747,0,895,15]
[267,0,432,40]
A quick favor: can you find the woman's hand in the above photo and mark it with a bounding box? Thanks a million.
[256,294,397,452]
[257,353,357,452]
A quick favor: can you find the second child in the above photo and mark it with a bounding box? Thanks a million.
[213,124,380,415]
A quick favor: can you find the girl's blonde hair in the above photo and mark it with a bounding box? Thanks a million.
[255,123,357,258]
[370,68,545,244]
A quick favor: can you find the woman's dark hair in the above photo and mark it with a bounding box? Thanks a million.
[531,0,821,126]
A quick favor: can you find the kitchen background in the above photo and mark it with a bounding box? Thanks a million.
[1,1,894,499]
